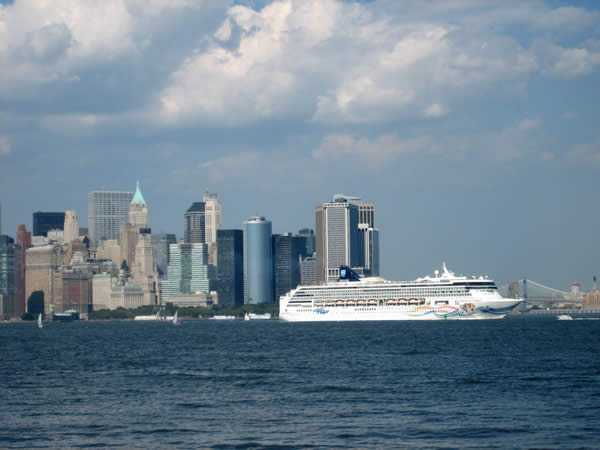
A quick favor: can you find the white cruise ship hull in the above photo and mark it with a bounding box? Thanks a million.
[279,265,522,322]
[279,301,520,322]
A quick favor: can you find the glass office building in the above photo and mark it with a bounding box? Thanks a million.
[243,216,273,304]
[162,243,210,304]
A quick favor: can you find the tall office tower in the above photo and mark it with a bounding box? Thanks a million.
[357,224,380,276]
[315,197,359,283]
[120,180,149,268]
[16,225,31,315]
[184,202,205,244]
[272,233,306,302]
[299,254,317,286]
[296,228,316,256]
[63,210,79,244]
[33,212,65,237]
[358,203,375,228]
[162,243,210,304]
[216,229,243,306]
[129,179,148,228]
[152,233,177,276]
[0,235,16,317]
[243,216,273,304]
[88,191,134,248]
[203,192,221,266]
[131,227,158,306]
[25,244,64,316]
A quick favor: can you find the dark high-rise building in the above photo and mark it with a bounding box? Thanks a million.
[152,233,177,276]
[33,211,65,237]
[184,202,205,244]
[0,235,17,317]
[216,229,244,306]
[272,233,306,301]
[16,225,31,315]
[296,228,316,256]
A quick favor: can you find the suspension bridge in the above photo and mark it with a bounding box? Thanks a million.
[497,279,576,303]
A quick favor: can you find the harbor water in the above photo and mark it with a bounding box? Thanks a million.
[1,317,599,448]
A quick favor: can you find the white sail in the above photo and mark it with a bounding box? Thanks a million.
[37,314,43,328]
[173,310,179,325]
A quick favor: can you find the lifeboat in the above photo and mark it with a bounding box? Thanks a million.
[346,299,356,306]
[368,299,377,305]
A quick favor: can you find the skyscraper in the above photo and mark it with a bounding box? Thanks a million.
[64,210,79,243]
[358,224,380,276]
[216,229,243,306]
[315,197,359,283]
[0,235,16,317]
[162,243,210,304]
[33,211,65,237]
[296,228,316,256]
[88,191,134,248]
[120,180,148,268]
[203,192,221,266]
[152,233,177,276]
[184,202,205,244]
[25,243,64,316]
[243,216,273,304]
[16,225,31,315]
[129,179,148,228]
[272,233,306,301]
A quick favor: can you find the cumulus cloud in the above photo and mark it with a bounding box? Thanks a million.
[424,103,448,118]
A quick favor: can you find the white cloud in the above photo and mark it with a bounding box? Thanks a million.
[312,134,431,170]
[517,117,542,131]
[424,103,448,118]
[0,135,11,154]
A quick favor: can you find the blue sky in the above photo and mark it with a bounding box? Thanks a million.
[0,0,599,290]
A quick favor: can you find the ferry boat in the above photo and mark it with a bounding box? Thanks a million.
[279,264,522,322]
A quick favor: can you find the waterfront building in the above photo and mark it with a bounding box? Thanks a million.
[296,228,316,256]
[584,277,600,309]
[110,285,144,309]
[272,233,306,301]
[203,192,221,266]
[243,216,273,304]
[88,190,134,249]
[300,254,317,286]
[567,282,584,302]
[162,243,210,304]
[152,233,177,276]
[315,197,359,283]
[33,212,65,237]
[53,269,92,317]
[25,244,64,316]
[0,235,17,317]
[167,292,214,308]
[64,210,79,244]
[184,202,205,244]
[131,227,159,306]
[92,273,112,310]
[216,229,243,306]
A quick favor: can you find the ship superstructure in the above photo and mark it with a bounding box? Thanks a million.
[279,264,521,321]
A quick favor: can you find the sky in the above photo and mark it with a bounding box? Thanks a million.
[0,0,599,290]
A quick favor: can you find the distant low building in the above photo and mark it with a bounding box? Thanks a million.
[584,276,600,309]
[167,292,214,308]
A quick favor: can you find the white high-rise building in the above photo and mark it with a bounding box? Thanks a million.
[315,198,359,284]
[88,191,134,248]
[203,192,221,266]
[64,210,79,244]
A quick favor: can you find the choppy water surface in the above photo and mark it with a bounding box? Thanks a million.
[1,317,599,448]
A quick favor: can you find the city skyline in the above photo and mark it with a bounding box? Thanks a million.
[1,0,599,290]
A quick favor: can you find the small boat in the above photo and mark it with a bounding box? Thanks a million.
[37,313,43,329]
[173,311,180,326]
[557,314,573,320]
[245,313,272,320]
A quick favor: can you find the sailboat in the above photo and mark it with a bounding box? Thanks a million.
[37,314,43,328]
[173,310,180,326]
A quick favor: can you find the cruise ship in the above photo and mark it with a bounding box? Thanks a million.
[279,264,521,321]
